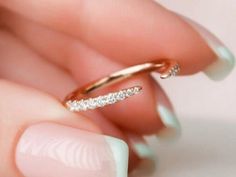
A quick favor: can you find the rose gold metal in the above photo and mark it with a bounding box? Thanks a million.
[63,59,180,109]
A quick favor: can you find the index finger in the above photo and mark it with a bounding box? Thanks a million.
[1,0,234,79]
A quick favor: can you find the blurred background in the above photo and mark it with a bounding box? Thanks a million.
[146,0,236,177]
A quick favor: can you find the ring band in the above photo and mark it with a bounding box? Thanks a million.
[64,59,180,112]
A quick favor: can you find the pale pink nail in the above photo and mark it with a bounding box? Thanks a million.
[15,123,129,177]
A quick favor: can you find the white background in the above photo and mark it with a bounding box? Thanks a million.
[149,0,236,177]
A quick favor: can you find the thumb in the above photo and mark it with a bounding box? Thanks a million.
[0,80,128,177]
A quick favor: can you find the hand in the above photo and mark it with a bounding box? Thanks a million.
[0,0,234,177]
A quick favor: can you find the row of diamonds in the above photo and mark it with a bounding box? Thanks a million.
[169,64,180,76]
[66,86,142,112]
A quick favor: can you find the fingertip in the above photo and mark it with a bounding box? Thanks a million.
[16,123,129,177]
[151,74,181,141]
[179,14,235,80]
[0,80,104,177]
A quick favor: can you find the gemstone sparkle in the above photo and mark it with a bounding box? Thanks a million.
[66,86,142,112]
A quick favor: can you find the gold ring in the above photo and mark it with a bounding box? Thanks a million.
[63,59,180,112]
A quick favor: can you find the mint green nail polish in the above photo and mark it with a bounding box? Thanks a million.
[156,105,181,142]
[105,136,129,177]
[133,142,155,159]
[182,16,235,81]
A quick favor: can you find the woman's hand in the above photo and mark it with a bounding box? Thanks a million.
[0,0,234,177]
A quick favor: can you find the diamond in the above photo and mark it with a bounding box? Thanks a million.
[107,93,116,104]
[170,64,180,76]
[66,100,78,111]
[116,91,126,100]
[125,88,134,97]
[77,100,87,111]
[87,98,96,109]
[97,96,106,107]
[133,86,141,94]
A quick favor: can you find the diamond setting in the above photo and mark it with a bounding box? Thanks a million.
[169,64,180,76]
[66,86,142,112]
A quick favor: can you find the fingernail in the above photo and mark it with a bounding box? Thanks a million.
[15,123,129,177]
[151,74,181,142]
[156,104,181,142]
[128,135,156,176]
[129,134,154,160]
[181,15,235,80]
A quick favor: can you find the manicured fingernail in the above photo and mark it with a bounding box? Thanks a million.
[129,135,156,176]
[129,134,154,159]
[156,104,181,142]
[151,74,181,142]
[15,123,129,177]
[182,16,235,80]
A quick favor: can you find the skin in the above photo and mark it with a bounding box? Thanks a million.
[0,0,216,176]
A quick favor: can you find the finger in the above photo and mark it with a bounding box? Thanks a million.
[0,30,140,170]
[1,13,180,138]
[0,0,223,76]
[0,80,130,177]
[0,29,77,99]
[126,133,157,177]
[0,26,164,171]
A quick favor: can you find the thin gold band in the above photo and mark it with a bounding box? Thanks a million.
[64,59,180,111]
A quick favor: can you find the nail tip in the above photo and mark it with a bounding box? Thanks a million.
[204,47,235,81]
[157,105,181,142]
[16,123,129,177]
[156,127,181,142]
[133,143,155,159]
[105,136,129,177]
[179,14,235,81]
